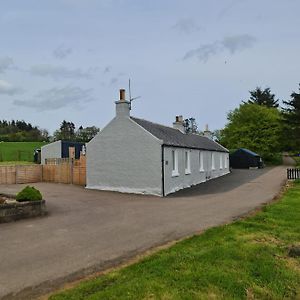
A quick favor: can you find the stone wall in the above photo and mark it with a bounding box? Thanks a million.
[0,199,47,223]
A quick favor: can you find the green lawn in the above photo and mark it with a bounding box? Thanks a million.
[0,142,47,162]
[50,183,300,300]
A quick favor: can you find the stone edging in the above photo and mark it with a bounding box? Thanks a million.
[0,195,47,223]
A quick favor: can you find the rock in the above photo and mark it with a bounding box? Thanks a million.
[288,246,300,257]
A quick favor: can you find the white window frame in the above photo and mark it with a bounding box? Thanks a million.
[211,152,215,170]
[199,151,204,172]
[171,149,179,177]
[185,150,191,175]
[219,153,223,169]
[224,153,228,169]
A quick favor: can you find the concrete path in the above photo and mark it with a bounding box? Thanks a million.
[0,166,287,299]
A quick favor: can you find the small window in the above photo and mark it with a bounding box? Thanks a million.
[185,151,191,174]
[211,152,215,170]
[220,154,223,169]
[172,150,179,177]
[199,151,204,172]
[224,153,228,169]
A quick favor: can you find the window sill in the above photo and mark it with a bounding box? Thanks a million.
[199,169,205,172]
[172,171,179,177]
[185,170,191,175]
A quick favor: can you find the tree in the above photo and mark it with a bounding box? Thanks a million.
[76,126,100,142]
[244,87,279,108]
[220,103,283,161]
[282,84,300,150]
[54,120,76,141]
[184,117,198,134]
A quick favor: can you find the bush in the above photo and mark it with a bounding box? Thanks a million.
[16,186,42,202]
[263,152,283,165]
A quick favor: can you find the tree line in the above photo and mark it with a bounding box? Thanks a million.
[0,119,100,143]
[219,84,300,163]
[0,120,48,142]
[184,84,300,163]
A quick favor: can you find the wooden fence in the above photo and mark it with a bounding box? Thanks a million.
[0,156,86,186]
[0,165,42,184]
[42,156,86,185]
[287,168,300,180]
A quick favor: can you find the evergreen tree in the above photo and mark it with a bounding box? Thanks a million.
[244,87,279,108]
[282,84,300,150]
[184,117,198,134]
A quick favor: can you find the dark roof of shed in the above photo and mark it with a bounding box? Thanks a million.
[131,117,228,152]
[238,148,260,156]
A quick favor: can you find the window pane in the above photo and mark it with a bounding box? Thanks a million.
[172,150,175,171]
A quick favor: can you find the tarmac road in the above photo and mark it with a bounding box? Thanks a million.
[0,166,287,299]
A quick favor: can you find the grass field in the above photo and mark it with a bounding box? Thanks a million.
[50,182,300,300]
[0,142,48,162]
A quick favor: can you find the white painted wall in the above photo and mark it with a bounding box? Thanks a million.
[86,116,163,196]
[164,147,229,195]
[41,141,61,164]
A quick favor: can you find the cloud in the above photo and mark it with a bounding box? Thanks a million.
[218,0,243,19]
[53,45,73,59]
[183,34,257,62]
[183,41,221,62]
[0,79,23,95]
[110,77,118,85]
[13,86,94,111]
[172,18,202,34]
[104,66,111,73]
[222,35,257,54]
[30,64,92,79]
[0,57,13,73]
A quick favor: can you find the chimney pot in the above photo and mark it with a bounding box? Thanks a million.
[119,89,126,101]
[173,115,185,133]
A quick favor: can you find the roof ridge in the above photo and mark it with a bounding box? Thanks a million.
[131,116,184,133]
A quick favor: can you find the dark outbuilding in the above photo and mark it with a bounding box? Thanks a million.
[230,148,263,169]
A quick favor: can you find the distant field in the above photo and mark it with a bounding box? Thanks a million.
[0,142,48,162]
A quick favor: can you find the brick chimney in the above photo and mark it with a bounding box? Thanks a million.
[173,115,185,133]
[115,89,130,117]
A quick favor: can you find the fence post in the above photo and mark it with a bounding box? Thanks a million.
[15,165,18,184]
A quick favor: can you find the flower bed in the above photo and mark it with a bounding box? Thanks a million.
[0,193,47,223]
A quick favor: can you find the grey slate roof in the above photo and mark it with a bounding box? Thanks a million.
[131,117,228,152]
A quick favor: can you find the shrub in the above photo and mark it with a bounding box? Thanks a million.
[16,186,42,202]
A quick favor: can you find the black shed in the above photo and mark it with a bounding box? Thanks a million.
[61,141,85,159]
[230,148,263,169]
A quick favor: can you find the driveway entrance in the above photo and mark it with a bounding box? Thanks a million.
[0,167,287,299]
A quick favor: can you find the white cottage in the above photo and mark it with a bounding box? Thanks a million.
[86,90,230,196]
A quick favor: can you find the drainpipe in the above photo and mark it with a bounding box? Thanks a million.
[161,145,165,197]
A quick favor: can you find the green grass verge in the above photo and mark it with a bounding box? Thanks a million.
[0,142,47,162]
[50,184,300,300]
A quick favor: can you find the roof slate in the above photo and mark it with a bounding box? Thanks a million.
[131,117,228,152]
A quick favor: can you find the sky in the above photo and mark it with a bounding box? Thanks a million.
[0,0,300,134]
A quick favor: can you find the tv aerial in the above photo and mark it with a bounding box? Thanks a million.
[128,79,141,110]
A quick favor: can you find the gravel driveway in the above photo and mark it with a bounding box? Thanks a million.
[0,166,287,299]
